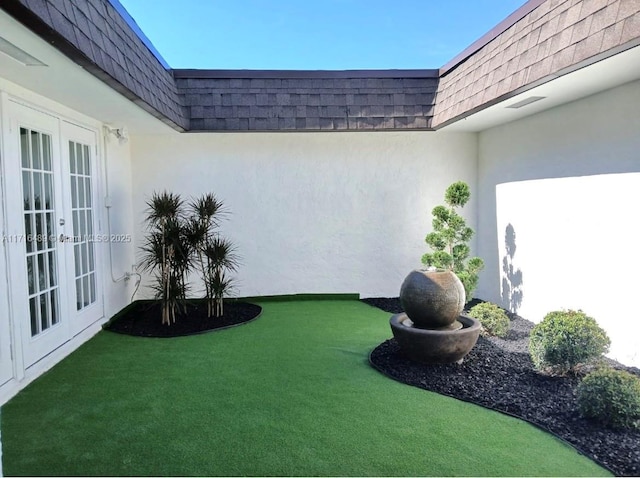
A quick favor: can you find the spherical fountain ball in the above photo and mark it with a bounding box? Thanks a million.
[399,269,466,328]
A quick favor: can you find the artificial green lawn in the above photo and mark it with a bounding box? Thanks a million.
[2,299,610,476]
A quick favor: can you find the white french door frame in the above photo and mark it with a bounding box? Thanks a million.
[4,100,71,369]
[1,96,105,371]
[60,120,104,337]
[0,91,16,386]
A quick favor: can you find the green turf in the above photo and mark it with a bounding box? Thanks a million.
[2,300,610,476]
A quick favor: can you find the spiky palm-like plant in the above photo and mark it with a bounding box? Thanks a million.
[188,194,228,316]
[141,191,239,322]
[191,193,227,229]
[203,235,240,317]
[421,181,484,302]
[141,192,193,325]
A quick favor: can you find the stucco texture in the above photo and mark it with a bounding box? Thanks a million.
[477,79,640,367]
[130,131,478,299]
[101,136,138,318]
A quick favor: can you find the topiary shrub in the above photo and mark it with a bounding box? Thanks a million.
[529,310,610,375]
[577,368,640,429]
[468,302,510,338]
[421,181,484,303]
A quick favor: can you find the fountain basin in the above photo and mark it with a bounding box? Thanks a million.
[390,313,481,364]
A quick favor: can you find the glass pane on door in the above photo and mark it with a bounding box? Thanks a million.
[20,127,59,337]
[69,140,96,310]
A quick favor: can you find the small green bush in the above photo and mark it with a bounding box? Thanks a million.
[468,302,510,338]
[529,310,610,375]
[577,368,640,429]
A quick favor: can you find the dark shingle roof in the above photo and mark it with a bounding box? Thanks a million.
[1,0,189,131]
[174,70,438,131]
[434,0,640,127]
[3,0,640,132]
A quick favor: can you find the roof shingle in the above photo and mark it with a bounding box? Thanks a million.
[175,72,438,131]
[433,0,640,127]
[1,0,189,130]
[2,0,639,132]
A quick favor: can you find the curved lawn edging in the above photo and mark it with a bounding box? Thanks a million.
[368,335,639,476]
[104,300,262,338]
[103,294,361,337]
[368,345,617,475]
[363,297,639,477]
[2,300,610,476]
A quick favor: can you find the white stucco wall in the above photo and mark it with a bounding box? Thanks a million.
[477,79,640,367]
[101,136,137,318]
[130,131,478,299]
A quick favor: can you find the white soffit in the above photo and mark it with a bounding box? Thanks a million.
[441,44,640,133]
[0,9,175,135]
[0,35,47,66]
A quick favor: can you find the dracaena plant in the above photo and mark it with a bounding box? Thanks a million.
[141,191,193,325]
[202,235,239,317]
[188,194,239,318]
[421,181,484,302]
[141,191,240,324]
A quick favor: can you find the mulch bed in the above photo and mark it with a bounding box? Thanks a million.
[105,300,262,337]
[363,297,640,477]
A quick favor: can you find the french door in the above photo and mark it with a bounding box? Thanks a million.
[60,120,103,337]
[3,101,102,368]
[0,230,13,385]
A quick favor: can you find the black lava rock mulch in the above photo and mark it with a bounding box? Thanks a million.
[363,297,640,477]
[105,301,262,337]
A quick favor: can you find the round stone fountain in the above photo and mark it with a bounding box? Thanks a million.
[390,269,480,364]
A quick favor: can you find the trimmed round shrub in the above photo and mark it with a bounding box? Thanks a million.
[468,302,510,338]
[577,368,640,429]
[529,310,610,375]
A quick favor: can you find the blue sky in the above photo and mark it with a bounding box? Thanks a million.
[118,0,526,70]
